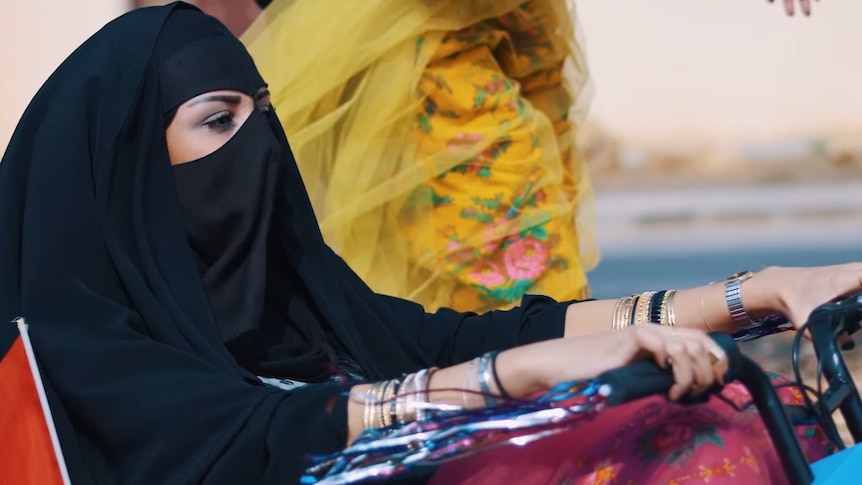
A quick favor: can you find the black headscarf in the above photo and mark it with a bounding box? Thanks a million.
[155,9,339,379]
[0,3,566,483]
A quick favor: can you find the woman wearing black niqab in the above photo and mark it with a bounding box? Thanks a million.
[0,3,566,482]
[2,3,861,484]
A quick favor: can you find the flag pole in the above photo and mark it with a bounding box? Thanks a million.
[15,318,72,485]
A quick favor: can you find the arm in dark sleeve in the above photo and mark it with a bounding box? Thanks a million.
[28,292,348,485]
[380,294,582,368]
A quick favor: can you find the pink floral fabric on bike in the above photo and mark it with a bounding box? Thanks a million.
[430,374,833,485]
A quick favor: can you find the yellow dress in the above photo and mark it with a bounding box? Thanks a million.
[243,0,598,312]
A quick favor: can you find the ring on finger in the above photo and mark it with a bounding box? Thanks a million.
[708,346,726,366]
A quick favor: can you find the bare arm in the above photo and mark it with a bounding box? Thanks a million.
[562,263,862,339]
[564,277,735,338]
[349,263,862,443]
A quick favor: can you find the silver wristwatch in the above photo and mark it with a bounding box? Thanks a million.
[725,270,755,328]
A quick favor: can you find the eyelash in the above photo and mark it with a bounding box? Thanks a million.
[203,111,235,132]
[202,104,273,132]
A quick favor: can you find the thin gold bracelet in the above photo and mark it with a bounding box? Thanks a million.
[666,291,678,327]
[396,373,415,425]
[700,294,714,332]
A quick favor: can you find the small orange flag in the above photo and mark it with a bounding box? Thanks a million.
[0,319,70,485]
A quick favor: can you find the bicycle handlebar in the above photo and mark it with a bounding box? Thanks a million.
[594,291,862,485]
[808,291,862,443]
[596,292,862,408]
[596,332,741,406]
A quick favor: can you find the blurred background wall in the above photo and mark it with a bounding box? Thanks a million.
[0,0,126,152]
[581,1,862,154]
[4,0,862,170]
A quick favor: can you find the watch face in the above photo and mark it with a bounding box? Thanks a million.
[727,270,753,282]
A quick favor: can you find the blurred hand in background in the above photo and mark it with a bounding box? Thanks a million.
[771,0,817,16]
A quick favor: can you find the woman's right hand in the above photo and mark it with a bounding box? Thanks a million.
[497,325,729,402]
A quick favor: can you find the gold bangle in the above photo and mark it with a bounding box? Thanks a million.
[635,291,656,326]
[624,295,638,330]
[611,296,627,332]
[666,291,678,327]
[659,290,676,325]
[659,290,672,325]
[396,373,415,425]
[624,295,638,328]
[612,295,637,331]
[362,383,376,429]
[365,380,385,430]
[377,379,391,429]
[378,379,390,429]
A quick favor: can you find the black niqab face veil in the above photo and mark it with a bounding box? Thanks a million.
[154,9,339,376]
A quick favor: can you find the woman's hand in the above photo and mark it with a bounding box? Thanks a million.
[769,0,817,16]
[745,263,862,329]
[497,325,728,402]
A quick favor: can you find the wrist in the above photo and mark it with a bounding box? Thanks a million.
[740,266,784,320]
[495,346,546,398]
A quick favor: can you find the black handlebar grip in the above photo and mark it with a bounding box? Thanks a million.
[596,332,742,406]
[809,290,862,327]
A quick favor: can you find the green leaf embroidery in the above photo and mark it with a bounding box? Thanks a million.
[431,190,452,207]
[529,226,549,240]
[416,114,432,134]
[460,209,493,223]
[474,89,487,108]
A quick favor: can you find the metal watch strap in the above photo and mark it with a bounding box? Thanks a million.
[725,277,754,328]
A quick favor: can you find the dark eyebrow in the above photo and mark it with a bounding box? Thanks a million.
[254,88,271,101]
[188,94,243,107]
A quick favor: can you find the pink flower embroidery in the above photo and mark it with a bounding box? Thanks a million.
[471,260,506,287]
[484,78,507,95]
[503,238,548,281]
[446,132,483,152]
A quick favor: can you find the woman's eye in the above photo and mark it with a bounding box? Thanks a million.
[203,111,235,132]
[259,104,274,113]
